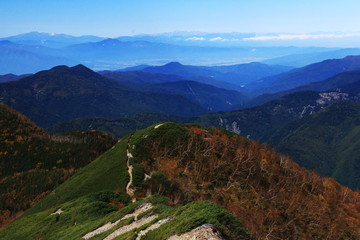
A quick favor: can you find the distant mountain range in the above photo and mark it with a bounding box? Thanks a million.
[100,66,242,91]
[243,69,360,108]
[263,48,360,67]
[0,73,31,83]
[139,61,292,86]
[247,55,360,96]
[100,69,249,111]
[4,32,360,74]
[0,40,77,74]
[0,31,105,48]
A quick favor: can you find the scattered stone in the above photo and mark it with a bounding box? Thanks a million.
[167,224,224,240]
[50,209,63,215]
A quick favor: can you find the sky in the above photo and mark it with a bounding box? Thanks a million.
[1,0,360,37]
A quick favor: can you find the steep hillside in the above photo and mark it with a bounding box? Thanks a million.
[48,113,188,138]
[143,80,247,111]
[100,69,241,91]
[0,64,206,127]
[5,123,359,239]
[99,70,186,85]
[262,101,360,189]
[0,103,117,227]
[49,90,352,140]
[142,61,291,86]
[195,90,351,139]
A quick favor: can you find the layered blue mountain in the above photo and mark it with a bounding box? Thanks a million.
[263,48,360,67]
[100,67,241,91]
[0,65,206,127]
[99,70,248,111]
[243,70,360,108]
[248,55,360,95]
[0,31,105,48]
[141,80,247,111]
[141,61,292,86]
[0,73,31,83]
[3,32,360,75]
[0,40,77,74]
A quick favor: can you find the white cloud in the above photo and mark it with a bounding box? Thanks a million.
[243,33,360,41]
[209,37,241,42]
[185,36,205,41]
[210,37,223,41]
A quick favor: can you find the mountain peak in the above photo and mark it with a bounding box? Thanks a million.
[49,65,70,71]
[71,64,91,71]
[164,61,184,67]
[99,38,121,45]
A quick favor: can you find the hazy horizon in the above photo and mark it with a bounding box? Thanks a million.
[1,0,360,37]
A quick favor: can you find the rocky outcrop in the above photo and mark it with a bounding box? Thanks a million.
[168,224,224,240]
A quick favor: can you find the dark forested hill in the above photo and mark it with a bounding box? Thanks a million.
[262,101,360,189]
[0,64,206,127]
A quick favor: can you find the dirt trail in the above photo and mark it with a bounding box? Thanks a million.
[82,203,152,240]
[125,134,136,202]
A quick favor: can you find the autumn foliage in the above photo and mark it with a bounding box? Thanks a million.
[130,123,360,239]
[0,103,117,228]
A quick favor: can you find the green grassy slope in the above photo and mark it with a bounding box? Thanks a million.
[24,138,130,216]
[1,194,249,240]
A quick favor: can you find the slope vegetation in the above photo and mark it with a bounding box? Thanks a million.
[6,123,359,239]
[0,103,117,227]
[262,101,360,189]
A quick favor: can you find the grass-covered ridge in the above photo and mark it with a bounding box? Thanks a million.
[0,193,249,240]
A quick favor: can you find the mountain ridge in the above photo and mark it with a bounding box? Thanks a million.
[3,123,358,239]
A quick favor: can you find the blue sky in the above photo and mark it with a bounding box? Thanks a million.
[1,0,360,37]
